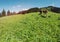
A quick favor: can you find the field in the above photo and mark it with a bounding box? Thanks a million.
[0,12,60,42]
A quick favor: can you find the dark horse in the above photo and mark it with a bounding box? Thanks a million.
[39,9,42,15]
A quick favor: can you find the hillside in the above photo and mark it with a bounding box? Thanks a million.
[0,12,60,42]
[42,6,60,13]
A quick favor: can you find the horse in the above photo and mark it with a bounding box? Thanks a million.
[43,9,48,17]
[43,9,48,14]
[39,9,42,15]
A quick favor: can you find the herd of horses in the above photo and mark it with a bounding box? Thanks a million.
[39,9,48,15]
[39,9,48,17]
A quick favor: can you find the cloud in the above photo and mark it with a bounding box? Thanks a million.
[10,5,29,12]
[12,5,21,8]
[50,3,55,6]
[22,8,29,10]
[10,5,22,12]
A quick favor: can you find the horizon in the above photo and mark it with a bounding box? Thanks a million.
[0,0,60,12]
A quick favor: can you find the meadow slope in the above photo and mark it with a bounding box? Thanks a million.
[0,12,60,42]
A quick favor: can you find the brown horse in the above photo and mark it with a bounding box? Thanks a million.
[43,9,48,17]
[43,9,48,14]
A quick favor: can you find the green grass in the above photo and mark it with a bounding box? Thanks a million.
[0,12,60,42]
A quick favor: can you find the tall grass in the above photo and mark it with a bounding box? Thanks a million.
[0,12,60,42]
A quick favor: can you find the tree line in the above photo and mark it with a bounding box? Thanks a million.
[0,7,40,17]
[0,9,16,17]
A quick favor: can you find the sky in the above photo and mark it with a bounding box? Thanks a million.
[0,0,60,12]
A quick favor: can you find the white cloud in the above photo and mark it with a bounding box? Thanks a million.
[10,5,29,12]
[12,5,21,8]
[10,5,22,12]
[22,8,29,10]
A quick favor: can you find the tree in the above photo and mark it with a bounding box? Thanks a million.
[7,10,11,16]
[2,9,6,16]
[0,13,2,17]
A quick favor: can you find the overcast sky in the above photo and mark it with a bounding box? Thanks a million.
[0,0,60,12]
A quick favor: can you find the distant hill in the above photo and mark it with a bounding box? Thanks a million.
[51,6,60,13]
[17,6,60,14]
[41,6,60,13]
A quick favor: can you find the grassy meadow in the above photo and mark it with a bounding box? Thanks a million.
[0,12,60,42]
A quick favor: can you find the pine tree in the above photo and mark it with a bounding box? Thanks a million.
[7,10,10,16]
[2,9,6,16]
[0,13,2,17]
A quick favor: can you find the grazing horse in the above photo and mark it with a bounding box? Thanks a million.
[43,9,48,17]
[39,9,42,15]
[43,9,48,14]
